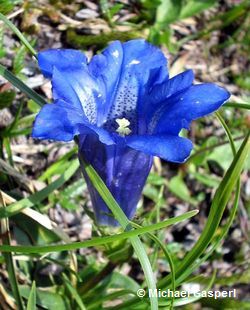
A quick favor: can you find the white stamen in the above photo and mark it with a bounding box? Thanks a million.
[115,118,131,136]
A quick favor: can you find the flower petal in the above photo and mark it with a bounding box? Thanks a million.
[38,50,101,124]
[32,100,115,145]
[122,39,168,81]
[85,124,115,145]
[145,70,194,130]
[149,69,194,104]
[32,100,83,141]
[38,49,87,78]
[89,39,168,131]
[152,83,230,135]
[126,135,193,163]
[89,40,123,121]
[51,67,101,123]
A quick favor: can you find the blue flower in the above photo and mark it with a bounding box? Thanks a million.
[32,39,230,226]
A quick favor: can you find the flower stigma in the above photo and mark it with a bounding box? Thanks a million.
[115,118,132,136]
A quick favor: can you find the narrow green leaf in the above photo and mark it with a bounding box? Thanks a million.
[0,64,46,107]
[224,102,250,110]
[3,137,14,166]
[3,100,23,137]
[121,123,247,309]
[154,112,241,291]
[0,193,24,310]
[132,222,176,310]
[27,99,41,113]
[0,159,79,218]
[0,210,198,253]
[26,281,36,310]
[13,44,26,75]
[0,25,6,58]
[176,174,240,289]
[215,112,236,154]
[109,3,124,18]
[0,12,37,57]
[159,131,250,289]
[63,275,86,310]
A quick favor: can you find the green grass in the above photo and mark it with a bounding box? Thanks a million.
[0,2,249,309]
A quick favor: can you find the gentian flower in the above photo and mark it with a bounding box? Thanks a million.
[32,39,230,226]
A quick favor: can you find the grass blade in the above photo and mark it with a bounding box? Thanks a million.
[159,130,250,289]
[119,129,250,309]
[132,222,176,310]
[0,64,46,107]
[0,193,24,310]
[0,159,79,218]
[63,274,86,310]
[26,281,36,310]
[224,102,250,110]
[169,112,240,287]
[0,210,198,253]
[0,12,37,57]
